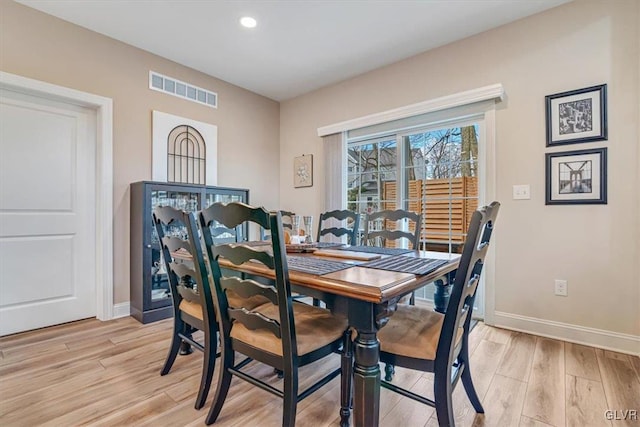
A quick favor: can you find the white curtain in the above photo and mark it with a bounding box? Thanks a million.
[322,132,344,212]
[321,132,346,243]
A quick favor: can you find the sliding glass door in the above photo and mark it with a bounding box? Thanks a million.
[402,124,479,253]
[345,119,484,317]
[347,136,397,219]
[400,122,481,312]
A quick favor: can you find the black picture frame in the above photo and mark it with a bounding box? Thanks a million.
[545,147,607,205]
[545,84,607,146]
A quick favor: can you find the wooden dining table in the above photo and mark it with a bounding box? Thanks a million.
[218,246,460,427]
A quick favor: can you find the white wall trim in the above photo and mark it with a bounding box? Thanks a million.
[494,311,640,356]
[0,71,114,321]
[113,302,131,319]
[482,105,497,325]
[317,83,504,136]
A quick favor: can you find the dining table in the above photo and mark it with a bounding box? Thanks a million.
[217,243,460,427]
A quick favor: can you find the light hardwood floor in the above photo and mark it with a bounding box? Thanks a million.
[0,317,638,426]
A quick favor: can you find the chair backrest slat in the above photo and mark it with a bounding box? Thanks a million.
[364,209,421,249]
[280,210,295,231]
[201,202,271,230]
[214,245,275,270]
[260,210,295,240]
[162,235,192,253]
[176,285,200,304]
[169,262,198,281]
[320,227,351,238]
[228,308,282,338]
[317,209,360,244]
[220,276,279,305]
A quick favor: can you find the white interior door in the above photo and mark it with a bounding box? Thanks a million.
[0,88,97,336]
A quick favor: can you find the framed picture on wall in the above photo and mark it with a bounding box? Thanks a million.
[545,84,607,146]
[545,147,607,205]
[293,154,313,188]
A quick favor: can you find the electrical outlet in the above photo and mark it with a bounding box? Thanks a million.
[555,279,568,296]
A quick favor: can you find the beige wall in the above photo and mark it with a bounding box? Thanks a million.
[280,1,640,338]
[2,0,638,344]
[0,1,281,304]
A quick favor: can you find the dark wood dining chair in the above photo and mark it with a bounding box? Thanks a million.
[261,210,295,240]
[280,210,296,232]
[313,208,361,306]
[316,209,360,245]
[152,206,218,410]
[364,208,422,308]
[363,209,421,249]
[198,202,353,427]
[363,210,422,379]
[376,201,500,427]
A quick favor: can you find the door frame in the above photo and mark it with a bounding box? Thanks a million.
[1,71,114,321]
[320,84,502,324]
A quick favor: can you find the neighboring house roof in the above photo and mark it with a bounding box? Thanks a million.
[348,147,424,170]
[359,180,380,194]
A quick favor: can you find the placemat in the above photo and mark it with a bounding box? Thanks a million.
[313,249,381,261]
[286,241,345,253]
[314,242,345,248]
[336,245,413,256]
[236,241,343,253]
[363,255,449,275]
[286,256,352,275]
[241,240,272,247]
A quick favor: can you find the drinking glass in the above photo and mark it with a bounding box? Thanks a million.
[291,215,301,236]
[303,216,313,243]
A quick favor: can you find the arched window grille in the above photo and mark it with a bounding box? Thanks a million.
[167,125,206,184]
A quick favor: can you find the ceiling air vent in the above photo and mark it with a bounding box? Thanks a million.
[149,71,217,108]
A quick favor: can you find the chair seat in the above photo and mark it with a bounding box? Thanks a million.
[179,299,203,320]
[179,290,269,321]
[378,304,462,360]
[231,301,348,357]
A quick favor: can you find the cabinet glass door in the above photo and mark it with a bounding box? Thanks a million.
[204,192,245,206]
[149,189,200,305]
[204,190,247,244]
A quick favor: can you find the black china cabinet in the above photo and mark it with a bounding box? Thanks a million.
[130,181,249,323]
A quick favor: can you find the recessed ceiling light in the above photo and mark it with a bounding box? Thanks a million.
[240,17,257,28]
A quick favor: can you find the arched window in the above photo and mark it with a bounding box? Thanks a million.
[167,125,206,184]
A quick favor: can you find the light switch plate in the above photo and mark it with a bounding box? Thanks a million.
[555,279,568,296]
[513,184,531,200]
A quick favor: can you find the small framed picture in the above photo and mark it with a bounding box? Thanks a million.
[545,84,607,146]
[293,154,313,188]
[545,147,607,205]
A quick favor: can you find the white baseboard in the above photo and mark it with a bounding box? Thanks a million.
[493,311,640,356]
[107,302,639,355]
[112,302,131,319]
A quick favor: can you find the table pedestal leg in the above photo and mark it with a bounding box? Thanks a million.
[353,331,380,427]
[433,276,451,314]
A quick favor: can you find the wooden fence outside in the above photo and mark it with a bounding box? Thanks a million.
[380,177,478,252]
